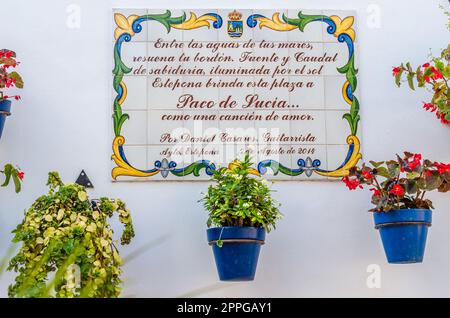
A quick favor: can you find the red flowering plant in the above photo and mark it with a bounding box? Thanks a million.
[392,7,449,125]
[342,152,450,212]
[1,164,24,193]
[0,49,23,101]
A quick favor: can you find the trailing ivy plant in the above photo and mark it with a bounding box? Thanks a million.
[7,172,135,298]
[201,153,282,232]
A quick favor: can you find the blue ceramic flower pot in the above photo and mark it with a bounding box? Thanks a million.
[207,227,266,281]
[0,99,12,139]
[374,209,432,264]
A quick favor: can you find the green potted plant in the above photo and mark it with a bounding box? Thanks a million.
[201,153,282,281]
[7,172,135,297]
[343,152,449,264]
[0,49,23,139]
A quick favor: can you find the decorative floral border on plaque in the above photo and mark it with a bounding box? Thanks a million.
[111,10,362,180]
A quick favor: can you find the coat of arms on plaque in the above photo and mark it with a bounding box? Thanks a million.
[227,10,243,38]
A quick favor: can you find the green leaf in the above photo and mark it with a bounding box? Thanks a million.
[395,68,403,87]
[375,167,390,179]
[9,71,24,89]
[282,12,327,32]
[406,171,421,179]
[405,179,418,194]
[12,172,21,193]
[407,72,415,90]
[369,161,384,168]
[387,162,399,178]
[1,164,13,187]
[425,174,442,191]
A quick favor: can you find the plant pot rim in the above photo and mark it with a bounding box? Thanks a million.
[207,226,265,230]
[373,208,432,213]
[207,226,266,244]
[373,208,432,229]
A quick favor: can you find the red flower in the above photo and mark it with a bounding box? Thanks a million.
[17,171,24,180]
[370,188,381,197]
[436,111,450,124]
[408,153,422,170]
[423,103,437,113]
[392,67,401,77]
[434,162,450,174]
[430,67,443,80]
[424,75,431,83]
[425,170,432,177]
[342,176,363,190]
[362,171,373,180]
[422,63,430,68]
[390,184,405,197]
[14,95,20,101]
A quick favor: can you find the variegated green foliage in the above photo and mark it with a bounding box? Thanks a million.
[7,172,135,298]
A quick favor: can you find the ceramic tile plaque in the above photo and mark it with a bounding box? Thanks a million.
[111,9,362,181]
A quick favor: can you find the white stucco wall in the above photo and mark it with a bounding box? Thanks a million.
[0,0,449,297]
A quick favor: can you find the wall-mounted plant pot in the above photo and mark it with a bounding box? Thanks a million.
[374,209,432,264]
[207,226,265,281]
[0,99,12,140]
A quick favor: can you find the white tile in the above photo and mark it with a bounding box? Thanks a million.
[255,110,291,145]
[120,110,147,145]
[288,42,324,76]
[255,76,289,102]
[182,9,219,42]
[289,110,327,145]
[252,44,289,71]
[323,42,351,76]
[252,9,289,42]
[219,77,255,109]
[147,9,184,41]
[218,110,257,145]
[289,76,325,110]
[122,145,148,170]
[113,9,148,42]
[217,46,254,70]
[147,76,183,110]
[182,46,218,71]
[183,110,220,144]
[147,145,188,180]
[147,43,183,76]
[181,76,219,105]
[325,110,352,145]
[291,144,327,180]
[256,144,292,180]
[324,76,350,110]
[322,10,358,43]
[148,109,185,144]
[200,142,223,166]
[327,144,351,172]
[218,9,253,43]
[287,9,323,42]
[120,42,147,75]
[220,143,259,166]
[121,76,147,110]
